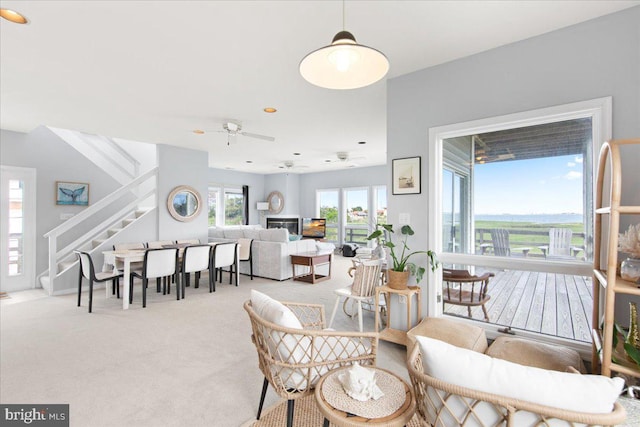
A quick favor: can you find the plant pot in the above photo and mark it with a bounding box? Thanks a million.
[387,270,410,290]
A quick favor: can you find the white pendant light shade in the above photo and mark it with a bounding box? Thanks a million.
[300,31,389,90]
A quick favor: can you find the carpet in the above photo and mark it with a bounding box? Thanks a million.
[241,395,420,427]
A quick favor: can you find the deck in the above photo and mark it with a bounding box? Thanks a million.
[444,269,592,343]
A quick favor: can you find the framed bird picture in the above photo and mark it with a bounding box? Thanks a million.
[56,181,89,206]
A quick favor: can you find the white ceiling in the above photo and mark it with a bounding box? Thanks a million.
[1,1,638,174]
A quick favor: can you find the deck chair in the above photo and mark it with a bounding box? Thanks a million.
[538,227,575,259]
[442,268,494,321]
[328,259,383,332]
[490,228,530,257]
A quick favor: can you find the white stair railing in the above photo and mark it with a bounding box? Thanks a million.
[43,167,158,292]
[48,127,141,185]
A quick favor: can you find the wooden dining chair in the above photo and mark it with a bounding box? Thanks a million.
[180,244,213,299]
[442,268,495,321]
[75,250,123,313]
[211,242,238,291]
[130,248,179,307]
[328,259,383,332]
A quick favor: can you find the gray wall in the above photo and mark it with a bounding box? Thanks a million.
[0,127,122,275]
[387,6,640,312]
[157,145,209,243]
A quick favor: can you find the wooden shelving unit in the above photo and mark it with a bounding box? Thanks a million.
[591,138,640,377]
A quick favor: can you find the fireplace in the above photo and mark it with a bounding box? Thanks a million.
[266,217,299,235]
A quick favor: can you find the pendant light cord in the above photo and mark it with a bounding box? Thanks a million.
[342,0,346,31]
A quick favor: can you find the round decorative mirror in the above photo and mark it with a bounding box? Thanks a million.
[167,185,202,222]
[267,191,284,214]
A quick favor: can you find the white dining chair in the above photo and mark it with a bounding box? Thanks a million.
[237,238,254,280]
[130,248,179,307]
[75,250,123,313]
[180,244,213,299]
[328,259,383,332]
[211,242,238,291]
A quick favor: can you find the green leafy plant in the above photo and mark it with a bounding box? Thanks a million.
[366,223,438,283]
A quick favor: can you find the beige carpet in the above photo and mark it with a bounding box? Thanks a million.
[0,255,408,427]
[241,395,420,427]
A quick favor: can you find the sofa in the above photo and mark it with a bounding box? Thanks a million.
[406,317,626,426]
[208,225,332,281]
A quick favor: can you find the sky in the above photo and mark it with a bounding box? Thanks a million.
[474,154,584,215]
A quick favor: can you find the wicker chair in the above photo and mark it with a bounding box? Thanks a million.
[244,298,378,427]
[406,344,626,427]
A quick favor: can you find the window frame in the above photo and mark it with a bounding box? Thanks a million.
[427,97,612,351]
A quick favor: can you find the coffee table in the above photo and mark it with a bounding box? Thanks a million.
[290,251,332,284]
[314,366,415,427]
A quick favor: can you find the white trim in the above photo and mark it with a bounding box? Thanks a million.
[427,97,613,340]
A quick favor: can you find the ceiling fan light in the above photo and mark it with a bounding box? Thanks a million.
[0,8,28,24]
[300,30,389,90]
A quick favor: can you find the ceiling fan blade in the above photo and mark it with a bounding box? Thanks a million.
[240,131,275,142]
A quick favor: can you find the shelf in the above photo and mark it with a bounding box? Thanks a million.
[378,328,408,346]
[591,138,640,377]
[593,269,640,295]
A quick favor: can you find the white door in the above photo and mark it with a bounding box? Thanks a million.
[1,166,37,292]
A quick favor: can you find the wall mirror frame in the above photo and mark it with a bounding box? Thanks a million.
[267,191,284,214]
[167,185,202,222]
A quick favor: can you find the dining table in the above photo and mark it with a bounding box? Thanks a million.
[102,240,237,309]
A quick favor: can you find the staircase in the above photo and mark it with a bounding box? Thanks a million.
[38,128,159,294]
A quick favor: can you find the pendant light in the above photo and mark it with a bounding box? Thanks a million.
[299,1,389,90]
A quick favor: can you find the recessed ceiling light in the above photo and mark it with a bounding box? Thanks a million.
[0,9,28,24]
[325,159,332,163]
[193,129,205,135]
[358,141,366,145]
[246,160,253,163]
[293,152,301,156]
[263,107,277,113]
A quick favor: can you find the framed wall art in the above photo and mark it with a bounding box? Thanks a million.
[56,181,89,206]
[392,156,421,195]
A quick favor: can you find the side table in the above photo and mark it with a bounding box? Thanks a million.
[375,285,421,346]
[315,366,415,427]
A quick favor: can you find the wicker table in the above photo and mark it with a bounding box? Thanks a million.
[315,366,415,427]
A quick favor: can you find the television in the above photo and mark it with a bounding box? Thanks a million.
[302,218,326,238]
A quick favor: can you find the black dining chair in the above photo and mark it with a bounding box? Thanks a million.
[75,250,123,313]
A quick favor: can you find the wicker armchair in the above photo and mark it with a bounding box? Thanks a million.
[406,344,626,427]
[244,298,378,427]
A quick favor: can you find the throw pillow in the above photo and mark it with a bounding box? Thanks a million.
[416,336,624,414]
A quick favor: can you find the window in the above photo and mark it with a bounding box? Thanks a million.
[428,97,611,346]
[373,185,387,225]
[208,185,246,226]
[317,189,339,242]
[224,188,244,225]
[317,186,386,245]
[207,187,219,226]
[344,187,369,244]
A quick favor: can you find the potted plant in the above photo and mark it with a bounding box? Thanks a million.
[367,223,438,289]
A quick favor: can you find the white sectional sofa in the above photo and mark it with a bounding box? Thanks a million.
[208,225,328,281]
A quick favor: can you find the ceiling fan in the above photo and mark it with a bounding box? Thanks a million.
[195,121,275,145]
[324,151,365,167]
[277,160,309,172]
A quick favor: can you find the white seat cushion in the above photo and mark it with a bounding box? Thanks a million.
[416,336,624,414]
